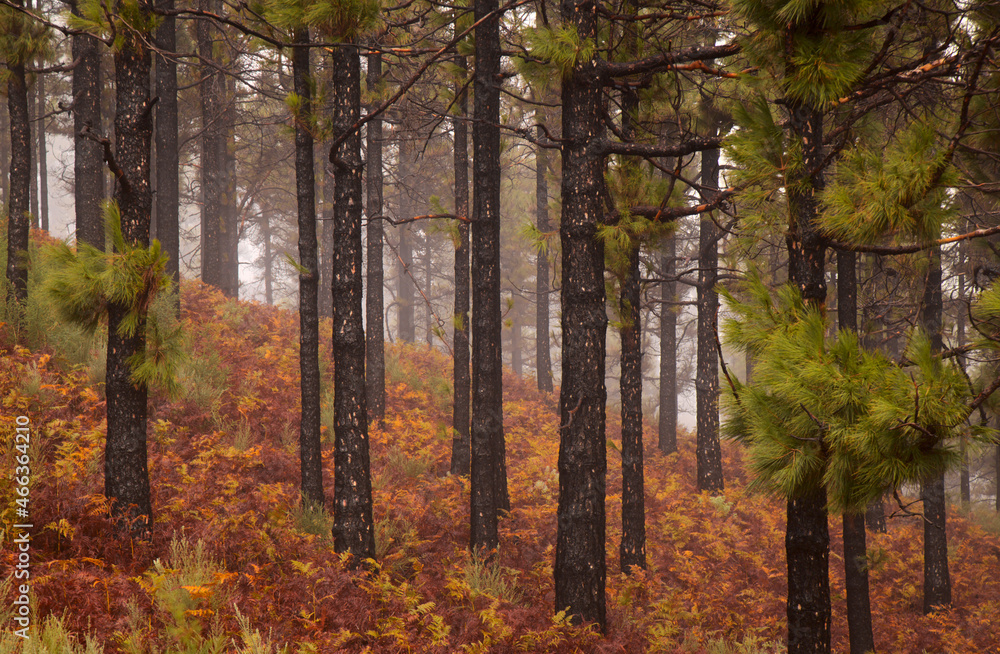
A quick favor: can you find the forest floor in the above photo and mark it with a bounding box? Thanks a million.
[2,279,1000,653]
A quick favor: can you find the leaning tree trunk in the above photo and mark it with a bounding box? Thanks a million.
[292,27,324,509]
[105,22,154,535]
[555,0,608,630]
[658,232,677,454]
[330,41,375,561]
[837,248,875,654]
[696,142,723,492]
[366,47,386,423]
[470,0,507,556]
[6,1,31,303]
[154,0,179,305]
[921,244,951,614]
[451,54,471,476]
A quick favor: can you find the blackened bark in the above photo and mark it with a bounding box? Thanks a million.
[197,1,238,298]
[330,42,374,561]
[837,248,874,654]
[866,497,887,533]
[6,49,30,302]
[958,248,970,508]
[154,0,179,304]
[785,93,831,654]
[1,100,9,205]
[620,243,645,572]
[320,143,332,319]
[470,0,507,556]
[920,245,951,613]
[659,234,677,454]
[555,0,607,630]
[451,55,471,476]
[106,25,154,534]
[36,72,47,232]
[787,491,831,654]
[261,209,273,305]
[366,48,386,423]
[535,121,553,393]
[396,140,415,342]
[29,73,37,226]
[696,144,723,492]
[72,4,105,250]
[292,28,324,509]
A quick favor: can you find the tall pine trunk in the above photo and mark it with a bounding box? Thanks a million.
[6,0,30,303]
[36,72,47,232]
[154,0,179,305]
[292,28,324,508]
[366,47,386,422]
[837,249,875,654]
[696,143,723,492]
[921,245,951,613]
[330,41,374,561]
[658,233,677,454]
[451,54,471,475]
[535,120,553,392]
[619,242,645,572]
[555,0,607,630]
[105,20,154,534]
[785,94,831,654]
[470,0,507,555]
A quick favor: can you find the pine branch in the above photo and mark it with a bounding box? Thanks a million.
[79,124,128,193]
[599,41,740,78]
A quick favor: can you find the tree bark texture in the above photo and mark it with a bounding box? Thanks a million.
[920,246,951,613]
[396,137,415,343]
[787,491,831,654]
[451,55,471,476]
[105,26,154,534]
[366,48,386,423]
[470,0,507,556]
[837,248,874,654]
[6,16,30,302]
[620,243,645,572]
[36,72,47,232]
[72,4,105,250]
[197,0,238,298]
[154,0,179,303]
[697,144,723,492]
[535,121,553,393]
[292,28,324,509]
[555,0,607,630]
[785,93,831,654]
[330,42,375,561]
[659,233,677,454]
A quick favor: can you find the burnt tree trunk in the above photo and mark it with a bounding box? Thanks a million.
[105,20,154,534]
[620,242,645,572]
[451,54,471,476]
[837,249,875,654]
[696,143,723,492]
[292,27,324,509]
[6,9,30,303]
[535,120,553,392]
[470,0,507,556]
[784,94,831,654]
[921,245,951,613]
[330,41,375,561]
[366,47,386,422]
[396,137,415,343]
[154,0,179,305]
[36,72,47,232]
[555,0,608,630]
[658,233,677,454]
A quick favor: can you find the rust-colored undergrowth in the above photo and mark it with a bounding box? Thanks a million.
[2,280,999,652]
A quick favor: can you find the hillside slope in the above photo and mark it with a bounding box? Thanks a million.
[2,281,1000,653]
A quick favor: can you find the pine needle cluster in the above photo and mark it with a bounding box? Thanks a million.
[722,274,975,514]
[43,202,182,394]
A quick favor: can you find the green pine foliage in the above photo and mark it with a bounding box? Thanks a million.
[43,202,182,394]
[0,0,49,72]
[821,121,957,243]
[521,25,597,82]
[66,0,160,50]
[722,274,975,513]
